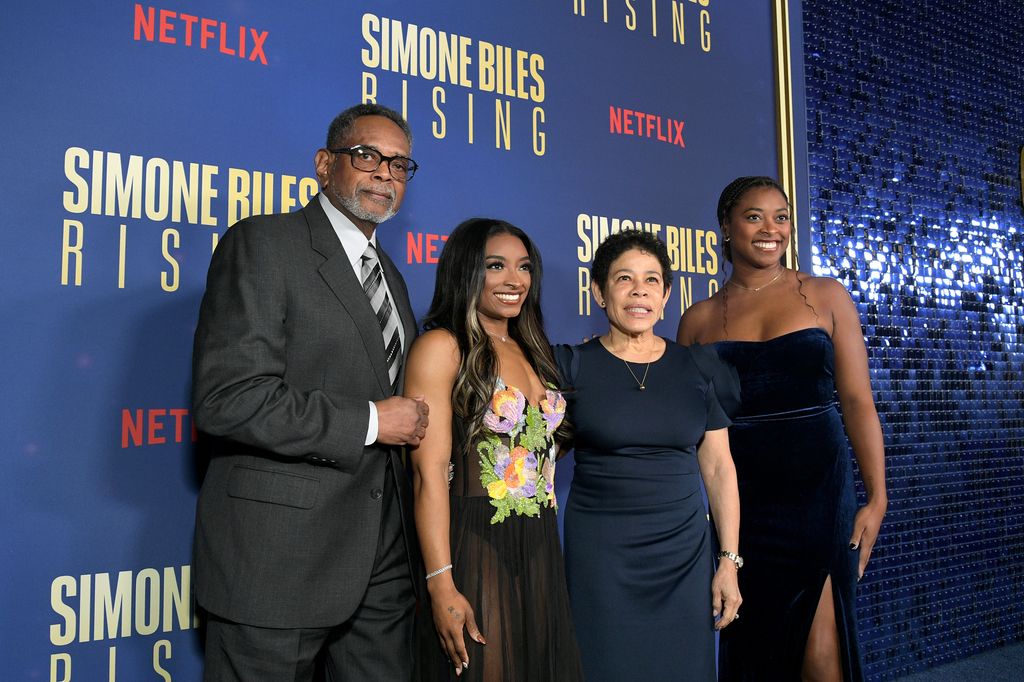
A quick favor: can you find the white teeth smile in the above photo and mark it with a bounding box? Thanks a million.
[496,293,521,303]
[753,241,778,250]
[625,306,650,314]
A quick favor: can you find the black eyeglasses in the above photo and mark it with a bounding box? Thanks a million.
[329,145,419,181]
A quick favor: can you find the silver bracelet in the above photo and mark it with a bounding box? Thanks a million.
[717,551,744,569]
[425,563,453,580]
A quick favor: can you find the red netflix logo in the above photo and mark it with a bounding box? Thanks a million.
[133,4,269,65]
[609,105,685,148]
[406,231,449,264]
[122,408,196,448]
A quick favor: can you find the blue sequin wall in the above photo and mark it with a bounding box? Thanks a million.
[802,1,1024,678]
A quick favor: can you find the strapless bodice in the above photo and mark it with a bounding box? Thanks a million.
[714,327,836,419]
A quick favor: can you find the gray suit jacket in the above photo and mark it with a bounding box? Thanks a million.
[191,196,417,628]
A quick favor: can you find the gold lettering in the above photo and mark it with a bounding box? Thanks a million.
[103,153,143,219]
[578,266,592,316]
[201,164,218,226]
[495,99,511,150]
[360,13,380,67]
[677,275,693,313]
[420,28,437,79]
[532,107,546,157]
[134,568,161,636]
[672,1,685,44]
[170,162,198,225]
[50,653,71,682]
[144,157,170,221]
[529,54,545,103]
[700,9,711,51]
[153,640,173,682]
[118,224,127,289]
[432,87,447,139]
[63,147,90,213]
[299,178,318,206]
[478,41,495,92]
[94,570,132,640]
[162,229,180,292]
[49,576,77,646]
[61,220,84,287]
[227,168,249,226]
[362,71,378,103]
[280,174,298,214]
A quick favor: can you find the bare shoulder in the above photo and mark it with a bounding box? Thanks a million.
[677,294,722,344]
[408,329,461,372]
[797,273,855,307]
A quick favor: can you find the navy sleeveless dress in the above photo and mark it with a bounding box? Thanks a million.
[555,339,736,682]
[714,328,863,681]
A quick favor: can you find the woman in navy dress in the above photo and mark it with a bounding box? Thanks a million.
[677,176,887,681]
[557,230,742,682]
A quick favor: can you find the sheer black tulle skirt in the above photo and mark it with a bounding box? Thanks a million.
[418,496,583,682]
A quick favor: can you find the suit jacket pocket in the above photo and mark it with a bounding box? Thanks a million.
[227,465,319,509]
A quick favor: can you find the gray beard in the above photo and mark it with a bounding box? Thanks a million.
[335,188,396,225]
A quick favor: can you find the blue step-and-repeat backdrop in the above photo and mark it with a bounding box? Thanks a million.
[1,2,807,678]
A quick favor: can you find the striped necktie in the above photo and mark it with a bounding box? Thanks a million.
[361,243,402,392]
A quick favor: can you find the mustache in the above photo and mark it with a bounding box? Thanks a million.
[361,184,396,201]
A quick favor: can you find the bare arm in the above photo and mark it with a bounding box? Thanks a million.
[405,331,484,674]
[826,279,887,578]
[698,427,742,628]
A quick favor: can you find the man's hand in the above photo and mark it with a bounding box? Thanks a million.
[375,395,429,446]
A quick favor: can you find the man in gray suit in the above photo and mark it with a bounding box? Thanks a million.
[192,103,427,681]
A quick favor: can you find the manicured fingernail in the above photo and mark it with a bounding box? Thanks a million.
[463,660,469,669]
[849,543,858,550]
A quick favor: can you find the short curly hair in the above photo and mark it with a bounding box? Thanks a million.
[591,230,673,294]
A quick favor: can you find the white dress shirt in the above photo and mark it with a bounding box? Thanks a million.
[318,193,407,446]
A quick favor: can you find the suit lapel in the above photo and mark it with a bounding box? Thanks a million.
[304,197,393,396]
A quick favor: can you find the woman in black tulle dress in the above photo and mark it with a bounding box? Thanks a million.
[406,218,582,681]
[558,230,742,682]
[678,176,887,681]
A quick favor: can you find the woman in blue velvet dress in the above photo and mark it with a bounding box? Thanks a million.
[677,176,887,681]
[558,230,742,682]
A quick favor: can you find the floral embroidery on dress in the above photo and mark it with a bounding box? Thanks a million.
[478,379,566,524]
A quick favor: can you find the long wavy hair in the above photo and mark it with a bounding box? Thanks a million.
[422,218,569,451]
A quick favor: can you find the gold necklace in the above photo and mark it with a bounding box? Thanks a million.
[727,268,786,292]
[622,359,651,391]
[486,331,508,343]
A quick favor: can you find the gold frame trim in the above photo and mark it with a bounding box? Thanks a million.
[772,0,799,269]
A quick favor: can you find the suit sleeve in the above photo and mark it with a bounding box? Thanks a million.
[191,220,369,471]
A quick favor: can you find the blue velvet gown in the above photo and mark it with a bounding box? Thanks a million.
[556,339,735,682]
[714,328,863,681]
